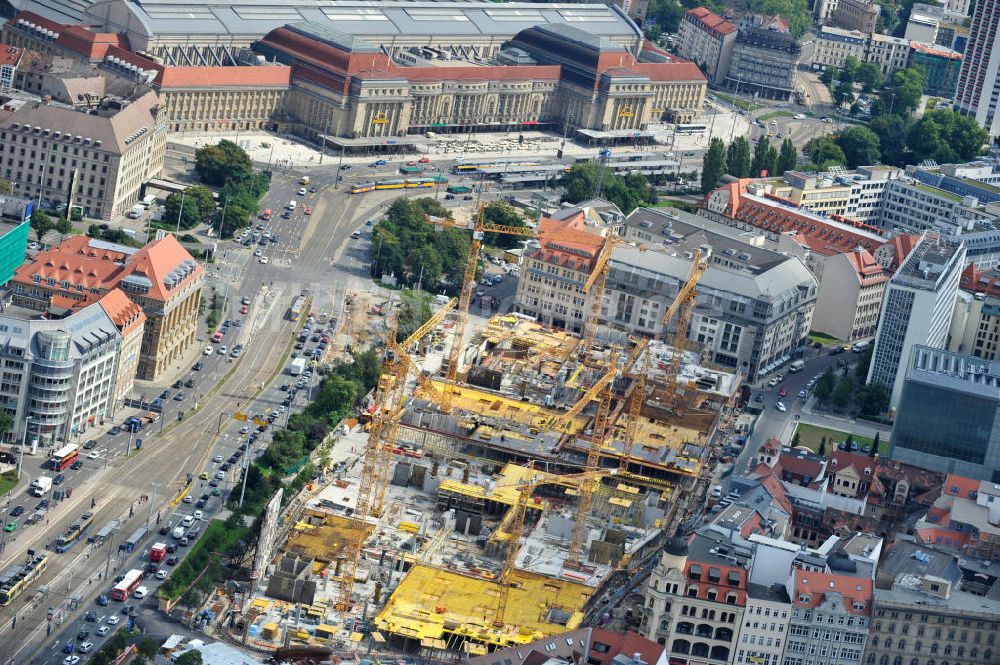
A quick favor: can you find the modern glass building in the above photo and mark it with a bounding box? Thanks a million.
[891,345,1000,482]
[0,219,28,286]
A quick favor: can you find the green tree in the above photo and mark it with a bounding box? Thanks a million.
[645,0,688,34]
[726,136,752,178]
[174,650,204,665]
[164,192,202,230]
[55,217,73,234]
[776,138,798,175]
[841,55,861,84]
[906,109,989,164]
[562,161,598,202]
[805,138,847,170]
[821,66,838,88]
[751,137,778,177]
[869,114,912,165]
[871,431,881,457]
[560,162,654,213]
[835,79,856,106]
[833,378,854,408]
[791,430,801,447]
[877,66,927,117]
[855,382,891,417]
[845,434,855,450]
[818,438,826,456]
[30,208,54,238]
[701,137,727,193]
[855,347,873,382]
[0,410,11,435]
[835,126,882,168]
[194,140,253,186]
[856,62,886,93]
[814,369,837,401]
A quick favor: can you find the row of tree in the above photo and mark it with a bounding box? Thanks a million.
[701,136,798,193]
[560,161,658,214]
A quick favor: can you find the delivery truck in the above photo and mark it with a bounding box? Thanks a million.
[31,476,52,497]
[289,357,307,376]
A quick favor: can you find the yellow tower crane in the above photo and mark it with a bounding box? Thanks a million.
[619,251,707,472]
[424,205,535,400]
[495,468,614,626]
[338,298,456,610]
[579,234,619,353]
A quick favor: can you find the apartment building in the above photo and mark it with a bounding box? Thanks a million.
[867,33,912,76]
[866,537,1000,665]
[783,570,872,665]
[812,27,869,72]
[811,248,888,341]
[914,476,1000,559]
[726,28,801,101]
[675,8,738,85]
[96,288,145,413]
[513,209,607,333]
[734,584,793,665]
[949,291,1000,357]
[868,234,966,406]
[0,89,164,220]
[604,242,816,381]
[954,0,1000,134]
[892,346,1000,481]
[10,234,203,380]
[641,530,749,663]
[0,299,128,445]
[833,0,881,34]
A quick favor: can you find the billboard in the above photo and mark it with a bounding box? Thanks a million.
[251,488,283,581]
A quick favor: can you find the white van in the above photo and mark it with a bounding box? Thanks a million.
[181,515,194,527]
[852,341,870,353]
[172,526,185,539]
[287,200,297,210]
[133,586,148,599]
[127,204,143,219]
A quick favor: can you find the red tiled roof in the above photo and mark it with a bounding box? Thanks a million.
[829,450,875,478]
[774,451,826,485]
[685,7,738,37]
[631,61,706,82]
[882,233,920,272]
[759,472,793,514]
[915,525,970,548]
[159,66,292,89]
[56,25,121,60]
[122,234,203,301]
[942,473,980,498]
[843,247,889,286]
[0,46,24,67]
[792,569,872,616]
[731,195,884,255]
[97,288,146,335]
[9,11,64,35]
[529,213,606,272]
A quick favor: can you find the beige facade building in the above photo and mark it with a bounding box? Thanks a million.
[157,66,290,134]
[811,248,889,342]
[867,32,911,76]
[676,7,738,85]
[97,288,145,415]
[0,89,164,220]
[812,27,870,72]
[833,0,881,35]
[10,234,203,381]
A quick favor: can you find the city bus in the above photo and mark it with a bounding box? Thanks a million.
[0,554,49,606]
[288,296,306,322]
[55,511,95,553]
[350,182,376,194]
[111,569,144,601]
[49,444,80,471]
[676,123,708,135]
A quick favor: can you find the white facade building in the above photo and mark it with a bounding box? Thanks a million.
[735,584,793,665]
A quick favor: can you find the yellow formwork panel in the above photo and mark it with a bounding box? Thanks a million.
[426,382,589,434]
[375,564,591,650]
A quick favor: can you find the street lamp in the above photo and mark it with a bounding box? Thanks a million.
[175,189,187,235]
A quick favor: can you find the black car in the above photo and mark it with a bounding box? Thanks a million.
[120,604,131,615]
[294,341,304,350]
[109,425,122,435]
[282,397,291,407]
[209,479,219,487]
[192,362,204,371]
[83,439,98,450]
[9,505,23,517]
[159,390,170,400]
[340,164,351,171]
[220,463,230,472]
[166,555,179,566]
[146,562,159,573]
[159,525,169,535]
[179,537,190,547]
[280,384,290,391]
[36,499,48,510]
[52,474,65,486]
[311,334,320,342]
[172,380,183,389]
[77,629,89,640]
[240,443,249,451]
[84,611,97,622]
[270,235,279,243]
[185,378,196,388]
[173,392,185,401]
[70,460,83,470]
[200,493,210,501]
[167,543,177,553]
[195,499,206,509]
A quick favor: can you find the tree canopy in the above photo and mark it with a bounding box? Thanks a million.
[834,126,882,168]
[726,136,752,178]
[906,110,990,164]
[164,185,216,231]
[804,137,848,170]
[751,137,778,178]
[560,162,656,213]
[701,137,727,194]
[194,140,252,186]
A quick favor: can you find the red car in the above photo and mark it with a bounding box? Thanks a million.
[304,206,312,215]
[407,161,419,166]
[418,157,431,163]
[321,335,330,343]
[778,385,787,398]
[240,304,249,314]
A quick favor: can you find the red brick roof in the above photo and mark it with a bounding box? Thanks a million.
[123,234,203,302]
[792,569,872,616]
[829,450,875,478]
[733,194,884,255]
[158,66,292,89]
[942,473,980,499]
[774,450,826,486]
[685,7,738,37]
[97,287,146,336]
[881,233,920,272]
[0,46,24,67]
[529,213,606,272]
[843,247,889,286]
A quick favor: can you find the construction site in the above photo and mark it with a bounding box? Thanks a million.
[225,208,742,659]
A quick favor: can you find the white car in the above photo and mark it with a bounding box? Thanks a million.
[78,643,94,654]
[794,113,806,119]
[215,470,226,480]
[156,569,167,580]
[181,515,195,527]
[775,401,787,412]
[259,256,269,264]
[194,510,203,520]
[254,248,263,257]
[298,187,307,195]
[219,345,228,355]
[87,451,99,459]
[203,346,213,356]
[133,586,148,599]
[106,615,120,625]
[96,626,110,636]
[213,454,223,463]
[63,656,80,665]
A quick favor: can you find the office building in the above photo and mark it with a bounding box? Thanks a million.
[867,32,912,76]
[832,0,881,35]
[783,570,872,665]
[868,234,965,406]
[876,177,995,236]
[909,42,963,97]
[948,290,1000,356]
[954,0,1000,134]
[733,584,792,665]
[0,88,164,220]
[0,297,131,445]
[675,7,738,85]
[726,28,801,101]
[0,199,30,285]
[866,536,1000,665]
[641,531,749,663]
[906,160,1000,204]
[10,234,203,380]
[891,346,1000,481]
